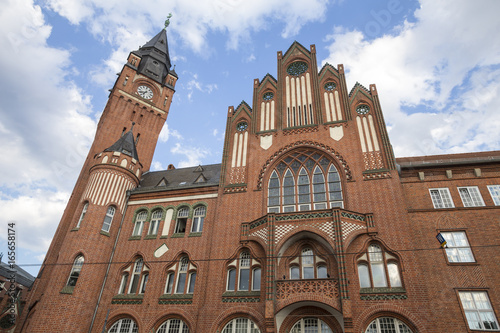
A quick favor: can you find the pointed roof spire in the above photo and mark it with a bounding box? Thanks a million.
[104,124,139,160]
[132,20,173,84]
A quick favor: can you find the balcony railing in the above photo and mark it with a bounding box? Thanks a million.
[276,278,339,300]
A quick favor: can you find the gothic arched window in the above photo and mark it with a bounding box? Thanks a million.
[226,250,261,291]
[357,244,402,289]
[191,205,206,233]
[165,256,197,295]
[117,257,149,295]
[267,150,343,213]
[288,247,328,280]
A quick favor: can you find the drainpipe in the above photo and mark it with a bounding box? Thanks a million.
[89,191,131,333]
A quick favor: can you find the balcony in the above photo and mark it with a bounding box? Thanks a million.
[276,278,340,308]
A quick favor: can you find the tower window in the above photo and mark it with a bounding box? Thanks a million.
[66,255,84,287]
[76,202,88,228]
[102,206,116,232]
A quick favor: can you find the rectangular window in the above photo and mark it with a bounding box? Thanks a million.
[458,186,485,207]
[441,231,475,263]
[487,185,500,205]
[459,291,499,330]
[430,188,454,208]
[238,268,249,291]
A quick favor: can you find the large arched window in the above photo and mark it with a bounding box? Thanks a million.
[222,318,260,333]
[108,318,138,333]
[365,317,413,333]
[357,244,402,289]
[156,318,190,333]
[267,150,343,213]
[290,317,333,333]
[132,211,147,236]
[226,250,261,291]
[66,255,84,287]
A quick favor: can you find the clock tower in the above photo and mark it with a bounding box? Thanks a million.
[19,28,177,333]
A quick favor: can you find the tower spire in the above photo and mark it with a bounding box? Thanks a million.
[132,27,171,84]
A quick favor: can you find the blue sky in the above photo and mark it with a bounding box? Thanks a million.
[1,0,499,276]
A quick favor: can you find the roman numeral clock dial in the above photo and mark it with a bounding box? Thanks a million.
[137,85,153,99]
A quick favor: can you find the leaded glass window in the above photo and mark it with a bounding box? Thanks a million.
[290,317,333,333]
[266,150,344,213]
[365,317,413,333]
[108,318,138,333]
[157,319,190,333]
[286,61,308,76]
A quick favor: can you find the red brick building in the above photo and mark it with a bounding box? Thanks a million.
[18,28,500,332]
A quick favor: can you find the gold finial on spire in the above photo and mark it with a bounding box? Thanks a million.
[164,13,173,29]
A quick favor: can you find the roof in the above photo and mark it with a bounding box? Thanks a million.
[0,262,35,288]
[104,130,139,160]
[132,29,173,85]
[134,163,221,193]
[397,150,500,169]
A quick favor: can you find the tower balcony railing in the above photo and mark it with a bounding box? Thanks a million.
[276,278,340,307]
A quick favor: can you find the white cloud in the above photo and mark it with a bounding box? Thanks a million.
[170,143,210,168]
[185,73,218,101]
[159,123,183,143]
[322,0,500,156]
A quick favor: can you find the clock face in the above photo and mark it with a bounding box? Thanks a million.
[137,85,153,99]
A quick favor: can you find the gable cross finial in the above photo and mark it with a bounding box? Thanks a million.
[164,13,173,29]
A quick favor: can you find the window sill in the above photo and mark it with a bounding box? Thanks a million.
[128,235,141,241]
[100,231,110,237]
[70,228,79,232]
[188,232,202,237]
[222,291,261,303]
[144,235,157,240]
[171,233,185,238]
[60,286,74,294]
[447,261,479,266]
[112,294,144,304]
[158,293,193,304]
[160,235,168,239]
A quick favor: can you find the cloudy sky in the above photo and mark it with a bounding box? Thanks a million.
[1,0,499,276]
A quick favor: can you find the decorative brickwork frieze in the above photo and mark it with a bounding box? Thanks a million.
[276,279,339,300]
[229,166,246,184]
[363,151,384,170]
[283,125,319,136]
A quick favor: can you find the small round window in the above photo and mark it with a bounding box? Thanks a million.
[356,105,370,115]
[286,61,308,76]
[236,122,248,131]
[324,82,336,91]
[263,92,274,101]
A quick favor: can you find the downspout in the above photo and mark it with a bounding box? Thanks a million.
[89,191,131,333]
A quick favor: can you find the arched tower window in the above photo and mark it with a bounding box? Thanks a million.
[66,255,84,287]
[266,150,344,213]
[76,202,88,228]
[102,206,116,232]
